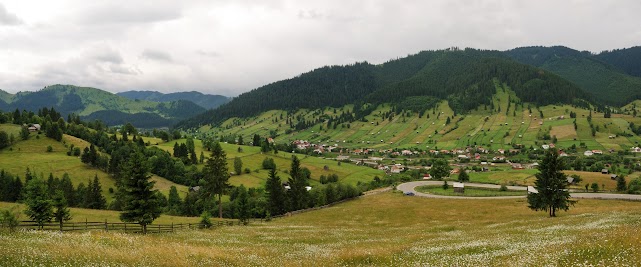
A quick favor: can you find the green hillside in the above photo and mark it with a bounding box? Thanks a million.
[0,128,189,201]
[199,82,641,152]
[595,46,641,78]
[117,90,230,110]
[1,85,206,128]
[176,49,588,129]
[505,46,641,106]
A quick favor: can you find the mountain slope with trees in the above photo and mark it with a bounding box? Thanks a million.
[176,48,589,129]
[595,46,641,78]
[505,46,641,106]
[0,85,205,128]
[117,90,230,110]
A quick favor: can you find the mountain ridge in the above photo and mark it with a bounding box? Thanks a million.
[117,90,230,110]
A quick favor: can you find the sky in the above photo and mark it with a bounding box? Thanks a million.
[0,0,640,96]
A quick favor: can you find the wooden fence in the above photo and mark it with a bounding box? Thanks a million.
[10,219,250,233]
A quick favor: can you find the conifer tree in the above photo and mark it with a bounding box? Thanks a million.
[24,178,53,229]
[287,156,309,211]
[202,142,230,218]
[527,149,576,217]
[52,190,71,231]
[119,152,162,234]
[265,168,285,216]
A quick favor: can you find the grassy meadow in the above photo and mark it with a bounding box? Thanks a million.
[153,139,384,188]
[2,192,641,266]
[0,129,189,200]
[415,185,527,197]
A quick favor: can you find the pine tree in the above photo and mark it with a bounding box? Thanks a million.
[90,175,107,209]
[234,185,250,224]
[119,152,162,234]
[202,142,230,218]
[167,186,182,215]
[52,190,71,231]
[287,156,309,211]
[527,149,576,217]
[24,178,53,229]
[234,157,243,175]
[265,168,285,216]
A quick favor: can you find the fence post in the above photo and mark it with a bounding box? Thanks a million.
[105,219,108,232]
[85,218,88,230]
[125,223,127,232]
[171,223,174,233]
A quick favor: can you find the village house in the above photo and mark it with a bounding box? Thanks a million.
[390,164,404,174]
[592,150,603,155]
[28,123,41,132]
[401,150,413,156]
[583,150,594,157]
[541,144,550,150]
[601,169,609,174]
[497,149,505,154]
[631,147,641,153]
[336,155,350,161]
[422,173,432,180]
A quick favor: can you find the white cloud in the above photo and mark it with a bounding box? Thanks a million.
[0,0,640,95]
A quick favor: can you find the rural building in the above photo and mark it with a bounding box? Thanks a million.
[583,151,594,157]
[601,169,609,174]
[189,186,200,192]
[611,174,618,180]
[453,182,464,193]
[567,177,575,184]
[631,147,641,153]
[423,174,432,180]
[527,186,538,194]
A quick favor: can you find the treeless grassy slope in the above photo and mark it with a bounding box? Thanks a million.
[2,192,641,266]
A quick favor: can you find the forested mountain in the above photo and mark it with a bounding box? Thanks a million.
[117,90,230,110]
[505,46,641,106]
[176,48,589,129]
[0,89,13,103]
[0,85,205,128]
[595,46,641,78]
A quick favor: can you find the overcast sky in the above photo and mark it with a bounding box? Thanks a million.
[1,0,640,96]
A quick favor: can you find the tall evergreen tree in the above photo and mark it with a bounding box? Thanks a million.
[265,168,286,216]
[52,190,71,231]
[252,134,261,146]
[287,156,309,211]
[234,157,243,175]
[202,142,230,218]
[119,152,162,234]
[167,186,182,215]
[90,174,107,209]
[527,149,576,217]
[23,178,53,229]
[234,185,250,224]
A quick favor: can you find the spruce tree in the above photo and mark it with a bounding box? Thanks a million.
[119,152,162,234]
[202,142,230,218]
[167,186,182,215]
[265,168,285,216]
[287,156,309,211]
[234,157,243,175]
[24,178,53,229]
[616,176,627,192]
[527,149,576,217]
[52,190,71,231]
[91,175,107,209]
[234,185,250,224]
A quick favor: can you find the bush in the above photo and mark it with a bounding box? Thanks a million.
[46,145,53,152]
[200,211,213,229]
[0,208,19,231]
[244,168,251,174]
[591,182,600,193]
[500,184,508,191]
[442,181,449,190]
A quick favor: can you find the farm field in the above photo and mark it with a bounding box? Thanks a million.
[2,192,641,266]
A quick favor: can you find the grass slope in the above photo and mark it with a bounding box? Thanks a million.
[202,84,641,152]
[1,192,641,266]
[0,129,188,200]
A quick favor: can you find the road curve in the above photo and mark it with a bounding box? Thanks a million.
[397,181,641,201]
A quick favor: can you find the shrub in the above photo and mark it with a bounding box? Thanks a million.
[200,211,213,229]
[46,145,53,152]
[500,184,508,191]
[442,181,449,190]
[591,182,599,193]
[0,208,19,231]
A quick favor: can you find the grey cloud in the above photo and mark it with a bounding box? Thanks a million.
[90,48,124,64]
[78,2,182,24]
[196,50,221,58]
[141,49,173,62]
[109,64,140,75]
[0,4,23,25]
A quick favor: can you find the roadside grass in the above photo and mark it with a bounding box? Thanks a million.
[415,185,527,197]
[467,169,538,186]
[1,193,641,266]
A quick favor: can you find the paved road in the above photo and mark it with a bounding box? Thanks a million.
[397,181,641,201]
